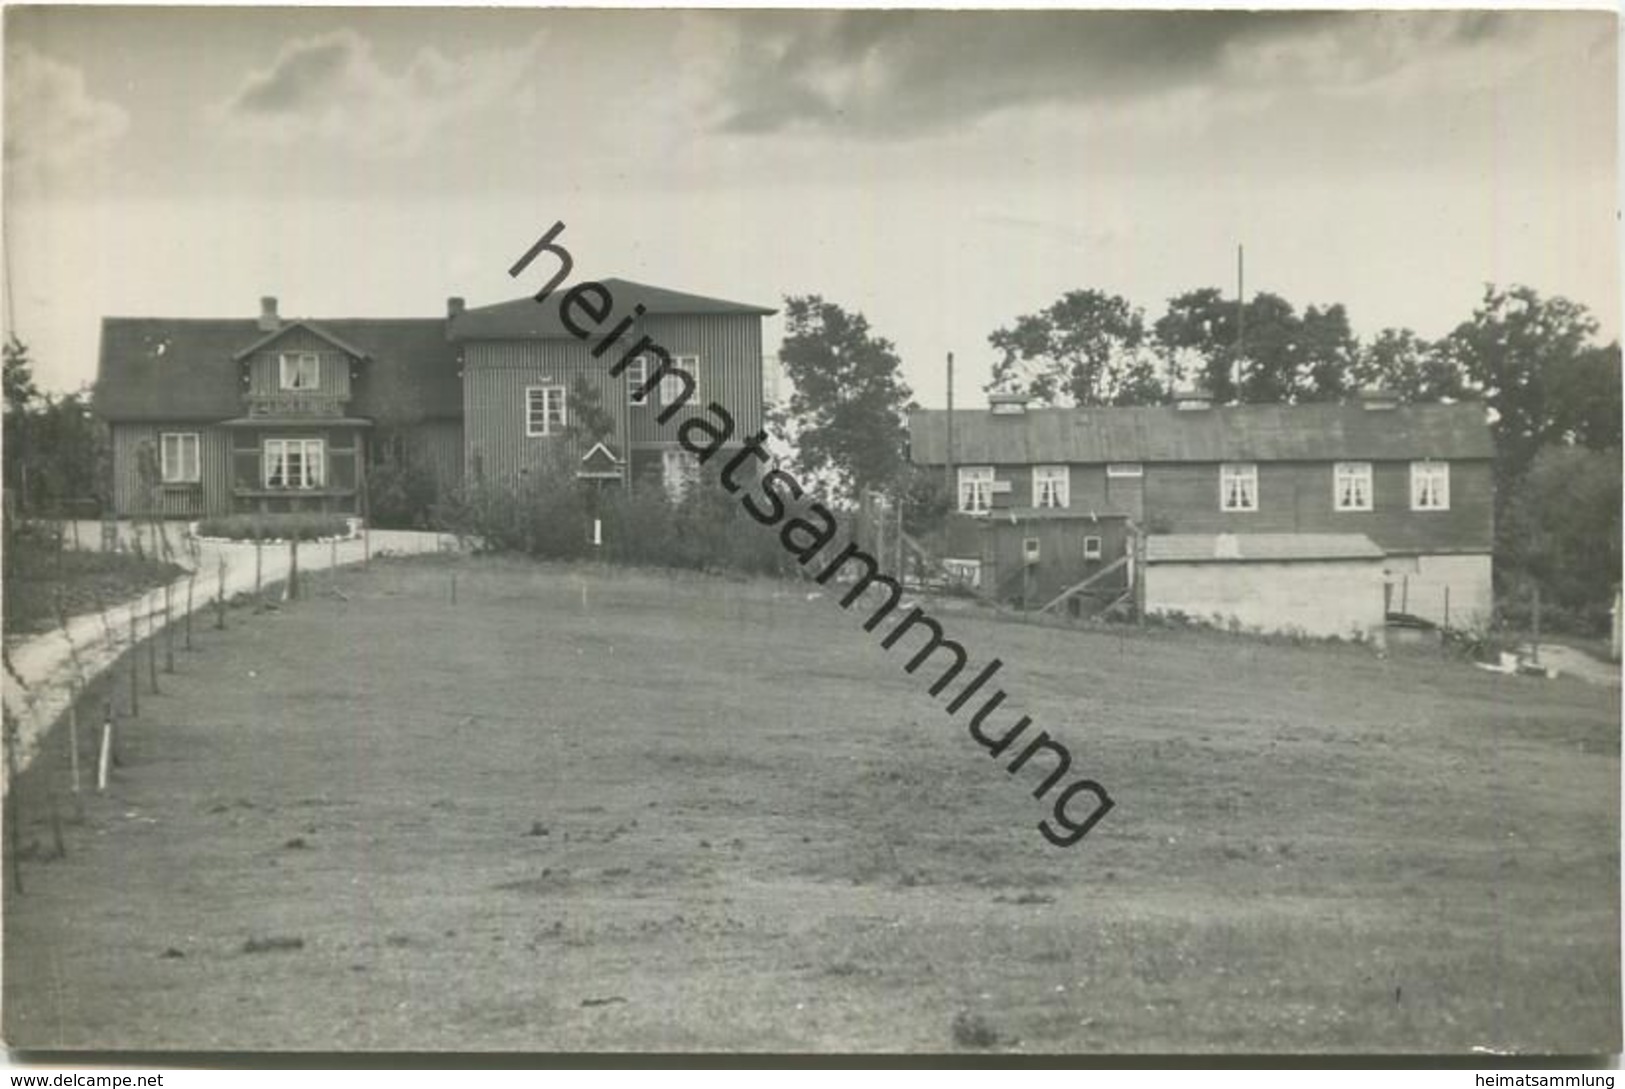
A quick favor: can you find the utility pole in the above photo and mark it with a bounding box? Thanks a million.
[1234,244,1246,398]
[944,351,955,500]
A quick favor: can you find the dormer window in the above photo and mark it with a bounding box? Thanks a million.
[279,352,320,391]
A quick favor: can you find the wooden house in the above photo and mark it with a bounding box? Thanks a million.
[908,389,1495,630]
[94,281,774,518]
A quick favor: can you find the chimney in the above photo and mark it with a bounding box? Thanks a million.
[1173,386,1212,411]
[1358,387,1399,411]
[447,296,465,319]
[257,296,280,332]
[988,391,1030,416]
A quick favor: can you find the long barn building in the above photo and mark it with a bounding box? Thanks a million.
[907,389,1495,634]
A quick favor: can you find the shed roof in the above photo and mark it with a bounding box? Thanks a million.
[908,402,1492,464]
[1147,533,1386,563]
[96,318,462,422]
[447,277,776,342]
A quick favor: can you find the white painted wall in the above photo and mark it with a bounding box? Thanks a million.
[1382,553,1494,629]
[1146,558,1388,640]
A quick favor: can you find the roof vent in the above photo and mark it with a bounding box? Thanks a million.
[989,392,1029,416]
[258,296,280,332]
[447,296,465,319]
[1173,386,1212,411]
[1359,387,1399,411]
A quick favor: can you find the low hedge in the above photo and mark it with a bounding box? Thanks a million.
[195,513,352,542]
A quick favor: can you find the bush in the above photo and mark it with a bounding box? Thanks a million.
[366,459,441,530]
[196,513,352,542]
[434,457,804,579]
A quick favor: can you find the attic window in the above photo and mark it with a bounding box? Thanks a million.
[279,352,319,391]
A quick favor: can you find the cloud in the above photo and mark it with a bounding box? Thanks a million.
[3,44,130,184]
[216,29,542,157]
[703,11,1522,138]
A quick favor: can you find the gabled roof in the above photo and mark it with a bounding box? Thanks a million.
[96,318,461,422]
[448,277,776,342]
[230,319,374,362]
[909,402,1492,465]
[1148,533,1386,563]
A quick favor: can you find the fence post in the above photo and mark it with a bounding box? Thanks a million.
[128,613,140,717]
[330,536,338,574]
[1531,584,1542,665]
[163,584,175,673]
[216,557,227,630]
[288,538,299,600]
[255,536,264,604]
[147,606,160,695]
[67,695,82,799]
[451,573,458,606]
[1443,585,1450,631]
[185,571,195,651]
[4,711,22,896]
[97,703,114,790]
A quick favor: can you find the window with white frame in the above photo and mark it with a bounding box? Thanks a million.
[1411,460,1450,511]
[663,448,701,501]
[263,438,324,489]
[526,385,567,437]
[1334,461,1373,511]
[1106,463,1143,478]
[1033,465,1069,509]
[625,357,649,405]
[659,356,699,408]
[159,432,200,484]
[1220,462,1258,512]
[958,466,994,515]
[1083,535,1103,560]
[278,352,320,391]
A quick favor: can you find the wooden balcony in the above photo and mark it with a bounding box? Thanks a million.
[243,393,349,418]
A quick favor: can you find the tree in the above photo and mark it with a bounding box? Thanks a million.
[1352,328,1465,403]
[1152,288,1239,403]
[1439,285,1602,491]
[3,335,39,414]
[1497,444,1621,632]
[1297,304,1360,401]
[1546,341,1622,450]
[778,295,913,503]
[987,290,1163,406]
[565,373,617,450]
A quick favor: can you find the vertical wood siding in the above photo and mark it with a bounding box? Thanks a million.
[462,340,626,484]
[407,419,465,491]
[246,327,354,400]
[630,315,764,446]
[111,424,232,517]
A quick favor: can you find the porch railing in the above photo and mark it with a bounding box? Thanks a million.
[243,394,349,418]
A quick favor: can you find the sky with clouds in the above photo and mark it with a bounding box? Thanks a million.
[4,6,1618,405]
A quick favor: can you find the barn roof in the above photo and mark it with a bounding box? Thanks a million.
[1148,533,1386,563]
[447,277,776,342]
[96,317,463,422]
[908,402,1492,464]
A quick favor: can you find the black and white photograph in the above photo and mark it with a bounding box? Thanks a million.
[1,4,1620,1060]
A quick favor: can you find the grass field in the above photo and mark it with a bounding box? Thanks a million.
[3,555,1619,1053]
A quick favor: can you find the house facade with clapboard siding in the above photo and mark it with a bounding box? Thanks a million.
[96,279,773,517]
[448,280,773,493]
[908,390,1495,630]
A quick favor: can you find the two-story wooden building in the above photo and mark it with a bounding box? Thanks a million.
[908,389,1495,633]
[95,281,774,518]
